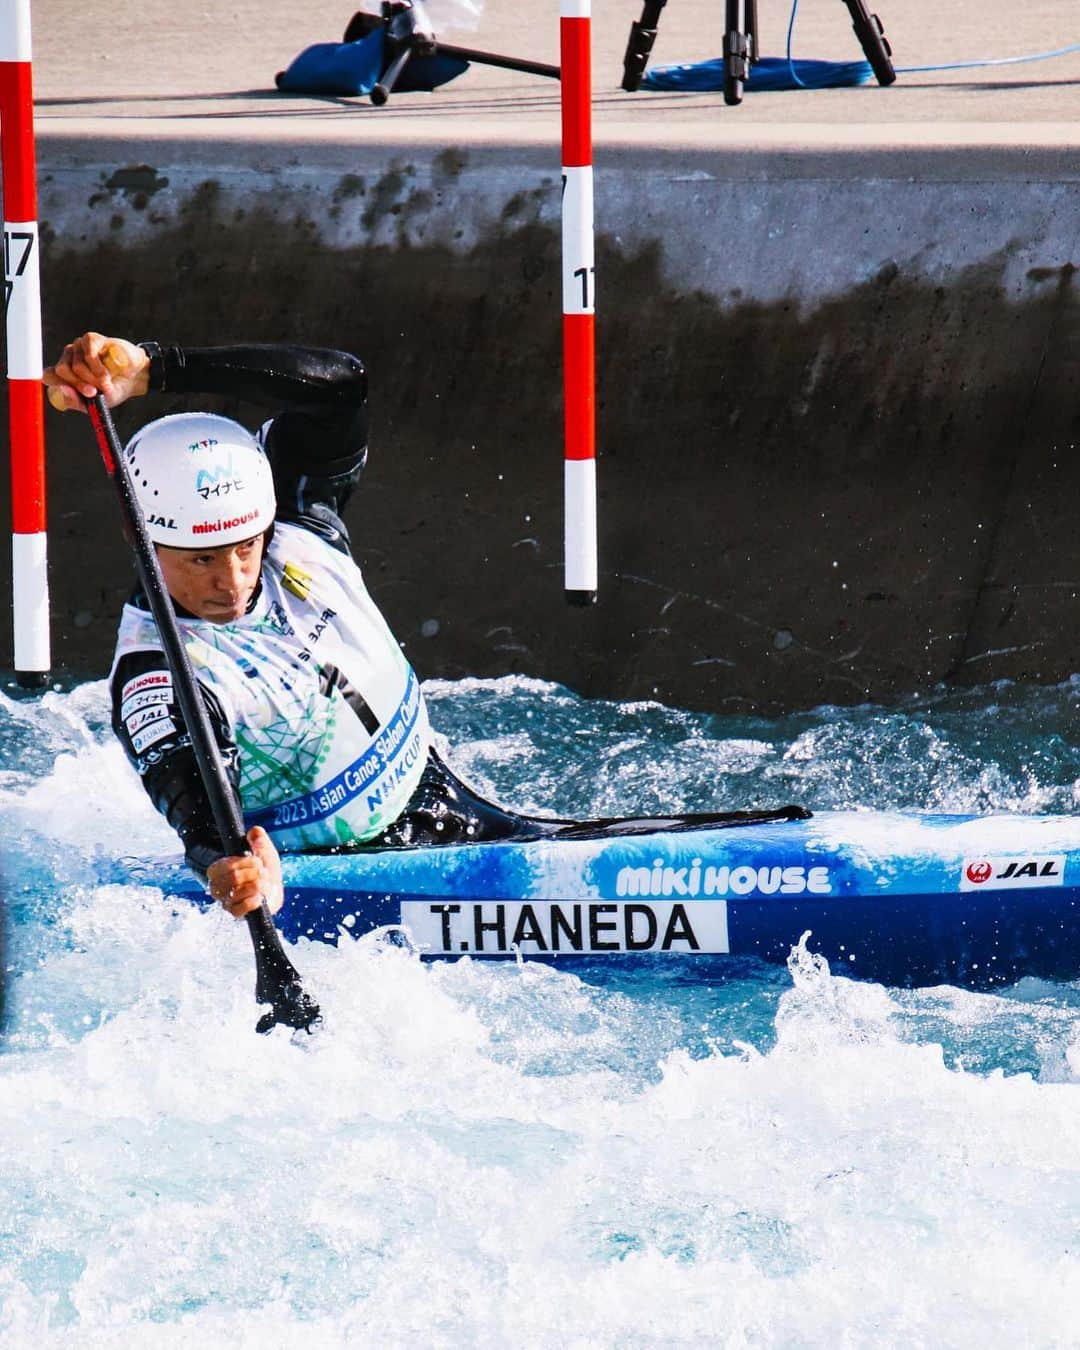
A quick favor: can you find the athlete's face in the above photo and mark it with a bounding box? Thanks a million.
[156,534,265,622]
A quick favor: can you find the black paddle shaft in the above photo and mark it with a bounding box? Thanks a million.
[88,395,320,1033]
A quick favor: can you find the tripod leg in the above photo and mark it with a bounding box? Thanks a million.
[621,0,667,92]
[842,0,896,86]
[438,43,559,80]
[723,0,753,106]
[371,45,413,105]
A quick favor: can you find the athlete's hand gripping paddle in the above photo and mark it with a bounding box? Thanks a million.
[88,394,320,1034]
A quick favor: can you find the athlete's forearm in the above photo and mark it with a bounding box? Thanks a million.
[139,342,367,411]
[112,652,239,881]
[141,341,369,487]
[144,747,229,881]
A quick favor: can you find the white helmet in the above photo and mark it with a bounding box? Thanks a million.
[124,412,276,548]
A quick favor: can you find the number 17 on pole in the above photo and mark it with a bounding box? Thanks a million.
[560,0,597,606]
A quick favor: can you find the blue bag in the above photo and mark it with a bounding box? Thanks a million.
[276,32,386,96]
[275,29,468,98]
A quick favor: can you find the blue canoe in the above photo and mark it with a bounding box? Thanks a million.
[153,807,1080,988]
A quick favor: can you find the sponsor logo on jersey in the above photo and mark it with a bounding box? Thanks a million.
[131,717,178,754]
[124,704,173,736]
[614,859,832,900]
[120,671,173,704]
[120,686,174,721]
[960,855,1066,891]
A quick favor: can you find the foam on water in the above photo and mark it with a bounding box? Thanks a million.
[2,678,1080,1347]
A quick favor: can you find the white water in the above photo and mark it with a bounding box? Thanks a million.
[2,678,1080,1347]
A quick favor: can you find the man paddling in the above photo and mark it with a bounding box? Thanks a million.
[45,333,541,919]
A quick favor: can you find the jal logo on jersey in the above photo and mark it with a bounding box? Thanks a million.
[960,855,1066,891]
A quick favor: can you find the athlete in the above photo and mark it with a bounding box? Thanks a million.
[44,333,543,921]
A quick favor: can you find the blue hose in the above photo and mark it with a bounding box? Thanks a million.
[643,56,871,92]
[641,0,1080,95]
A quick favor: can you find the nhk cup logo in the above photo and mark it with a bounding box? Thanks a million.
[960,855,1065,891]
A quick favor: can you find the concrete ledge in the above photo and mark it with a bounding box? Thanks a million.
[6,122,1080,710]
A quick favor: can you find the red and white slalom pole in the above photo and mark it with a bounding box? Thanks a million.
[1,0,49,685]
[560,0,597,605]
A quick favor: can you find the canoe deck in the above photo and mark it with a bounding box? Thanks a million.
[154,809,1080,988]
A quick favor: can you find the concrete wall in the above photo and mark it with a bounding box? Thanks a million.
[4,130,1080,712]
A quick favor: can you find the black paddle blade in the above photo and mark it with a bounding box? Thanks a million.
[255,983,322,1035]
[248,907,322,1034]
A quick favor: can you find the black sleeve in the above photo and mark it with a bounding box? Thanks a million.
[111,648,240,881]
[139,341,369,554]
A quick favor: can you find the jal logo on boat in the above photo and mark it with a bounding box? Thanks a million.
[960,855,1066,891]
[614,858,832,899]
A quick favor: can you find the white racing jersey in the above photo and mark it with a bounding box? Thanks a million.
[111,522,431,850]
